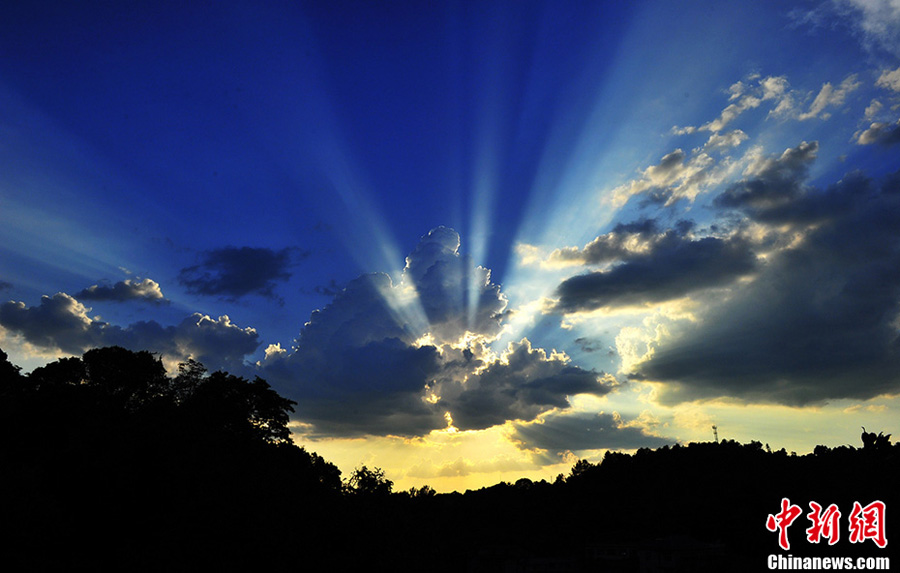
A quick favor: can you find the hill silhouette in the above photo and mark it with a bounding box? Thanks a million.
[1,347,895,571]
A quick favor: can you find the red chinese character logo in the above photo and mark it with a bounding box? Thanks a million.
[767,497,803,550]
[806,502,841,545]
[849,500,887,548]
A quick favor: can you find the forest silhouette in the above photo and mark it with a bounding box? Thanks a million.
[1,346,895,571]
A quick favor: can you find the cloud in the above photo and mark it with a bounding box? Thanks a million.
[407,454,533,479]
[612,79,792,208]
[609,148,731,207]
[313,279,344,297]
[439,339,613,431]
[178,246,298,300]
[795,75,860,121]
[840,0,900,56]
[511,410,674,459]
[698,76,789,132]
[856,121,900,146]
[715,141,818,212]
[791,1,900,56]
[877,66,900,92]
[75,278,167,303]
[262,228,613,438]
[631,165,900,406]
[864,99,884,120]
[551,229,757,313]
[402,226,508,342]
[0,293,259,372]
[0,293,102,355]
[0,281,11,292]
[613,73,854,210]
[702,129,749,152]
[544,219,663,267]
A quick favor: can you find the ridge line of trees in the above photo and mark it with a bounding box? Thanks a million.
[1,346,896,571]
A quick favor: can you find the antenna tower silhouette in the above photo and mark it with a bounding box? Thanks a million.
[712,425,718,443]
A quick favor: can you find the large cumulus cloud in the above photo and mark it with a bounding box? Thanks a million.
[264,227,613,437]
[403,226,508,342]
[631,153,900,405]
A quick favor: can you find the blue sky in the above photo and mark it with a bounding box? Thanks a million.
[2,0,900,490]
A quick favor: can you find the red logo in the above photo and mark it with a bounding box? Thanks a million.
[767,498,887,550]
[767,498,803,550]
[848,501,887,548]
[806,502,841,545]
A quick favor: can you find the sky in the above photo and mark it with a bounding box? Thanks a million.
[2,0,900,492]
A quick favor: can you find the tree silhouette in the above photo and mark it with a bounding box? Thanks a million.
[345,465,393,497]
[1,345,896,572]
[180,370,296,444]
[0,346,339,569]
[0,348,21,385]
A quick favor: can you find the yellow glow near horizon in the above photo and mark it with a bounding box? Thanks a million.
[292,390,898,493]
[293,423,570,493]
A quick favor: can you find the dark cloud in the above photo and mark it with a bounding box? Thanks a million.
[75,278,167,303]
[0,293,104,354]
[440,339,612,432]
[313,279,344,297]
[714,141,818,211]
[265,333,445,437]
[655,149,687,173]
[553,233,757,312]
[0,293,258,372]
[264,228,612,438]
[511,411,674,458]
[574,337,604,353]
[262,271,445,437]
[856,121,900,147]
[179,246,299,300]
[635,167,900,406]
[548,219,660,265]
[0,281,12,291]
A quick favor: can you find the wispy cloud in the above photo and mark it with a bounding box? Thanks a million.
[795,75,861,121]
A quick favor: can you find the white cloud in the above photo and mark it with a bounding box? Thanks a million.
[796,75,861,120]
[700,76,789,132]
[876,66,900,92]
[865,99,884,119]
[855,120,900,145]
[609,149,733,207]
[840,0,900,56]
[702,129,749,152]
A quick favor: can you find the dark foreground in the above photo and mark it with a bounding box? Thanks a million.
[1,347,896,571]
